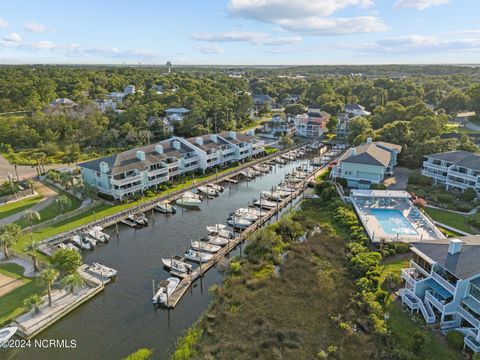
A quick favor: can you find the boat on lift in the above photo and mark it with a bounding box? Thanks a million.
[71,235,92,250]
[197,186,219,197]
[128,212,149,226]
[152,277,180,305]
[162,255,192,274]
[176,192,202,207]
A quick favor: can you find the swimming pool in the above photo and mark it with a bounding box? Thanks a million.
[369,208,418,235]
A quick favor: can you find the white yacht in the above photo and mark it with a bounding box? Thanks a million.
[155,201,176,214]
[197,186,218,197]
[152,277,180,305]
[128,212,148,226]
[232,208,259,222]
[86,226,110,243]
[176,192,202,207]
[58,242,80,252]
[71,235,92,250]
[206,183,224,193]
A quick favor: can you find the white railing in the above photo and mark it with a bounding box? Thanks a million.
[425,290,445,312]
[420,297,436,324]
[110,174,143,186]
[423,162,448,172]
[458,306,480,328]
[401,268,418,288]
[465,336,480,353]
[448,169,477,182]
[147,167,168,176]
[111,184,144,196]
[400,288,420,310]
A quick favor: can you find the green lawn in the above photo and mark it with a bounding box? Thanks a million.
[0,263,44,326]
[424,207,479,234]
[379,256,409,284]
[14,186,82,228]
[0,194,43,220]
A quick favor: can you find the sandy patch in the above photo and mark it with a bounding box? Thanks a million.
[0,273,24,296]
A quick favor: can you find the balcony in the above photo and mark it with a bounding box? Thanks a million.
[110,174,144,186]
[459,301,480,328]
[465,335,480,353]
[401,268,427,287]
[147,167,168,177]
[184,155,200,164]
[148,175,169,186]
[425,290,445,312]
[111,183,144,196]
[431,271,456,294]
[449,169,477,182]
[421,169,447,180]
[423,162,448,172]
[400,288,420,310]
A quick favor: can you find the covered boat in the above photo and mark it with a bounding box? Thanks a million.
[152,277,180,305]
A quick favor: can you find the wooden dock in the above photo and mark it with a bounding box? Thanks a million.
[165,160,332,308]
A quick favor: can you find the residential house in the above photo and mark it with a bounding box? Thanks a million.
[337,113,362,135]
[123,85,136,95]
[78,132,264,200]
[252,94,275,109]
[151,84,164,94]
[345,104,371,117]
[422,151,480,195]
[165,107,190,122]
[50,98,76,107]
[294,110,330,138]
[400,236,480,354]
[331,138,402,188]
[148,116,174,134]
[95,99,117,113]
[263,115,295,137]
[108,85,136,104]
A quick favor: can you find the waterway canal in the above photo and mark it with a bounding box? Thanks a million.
[5,157,312,360]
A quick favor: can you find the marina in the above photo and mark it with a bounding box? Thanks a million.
[6,143,341,360]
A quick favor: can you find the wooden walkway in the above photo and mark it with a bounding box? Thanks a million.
[165,159,331,308]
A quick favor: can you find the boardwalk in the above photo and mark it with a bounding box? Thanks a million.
[165,158,332,308]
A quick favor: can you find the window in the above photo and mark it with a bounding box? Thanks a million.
[344,171,353,176]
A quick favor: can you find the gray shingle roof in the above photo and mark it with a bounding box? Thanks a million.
[340,143,391,167]
[425,151,472,163]
[412,235,480,279]
[454,154,480,171]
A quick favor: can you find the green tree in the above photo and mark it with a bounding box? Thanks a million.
[40,268,59,306]
[50,248,82,276]
[24,294,43,314]
[279,135,293,149]
[54,195,72,214]
[0,223,21,259]
[60,273,85,294]
[24,239,41,273]
[348,117,372,144]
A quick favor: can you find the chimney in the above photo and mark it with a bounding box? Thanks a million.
[196,137,204,146]
[229,131,237,140]
[99,161,109,173]
[448,239,462,255]
[155,144,163,154]
[210,134,218,142]
[246,129,254,136]
[350,148,357,156]
[136,150,146,161]
[366,137,372,144]
[173,140,181,150]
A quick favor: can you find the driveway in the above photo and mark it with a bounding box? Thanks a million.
[384,167,418,190]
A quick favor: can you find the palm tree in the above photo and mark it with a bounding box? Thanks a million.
[10,154,20,181]
[24,239,41,272]
[59,172,73,189]
[32,152,46,176]
[22,209,41,268]
[60,273,85,294]
[23,294,43,314]
[0,223,21,259]
[25,178,35,195]
[40,268,59,306]
[54,195,72,214]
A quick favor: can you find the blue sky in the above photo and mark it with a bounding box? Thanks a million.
[0,0,478,65]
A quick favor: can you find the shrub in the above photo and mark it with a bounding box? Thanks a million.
[437,194,454,204]
[371,183,387,190]
[445,330,464,350]
[411,331,427,353]
[460,188,476,202]
[97,192,115,202]
[408,175,432,186]
[124,348,153,360]
[394,242,410,254]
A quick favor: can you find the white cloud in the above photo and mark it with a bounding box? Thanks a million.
[3,32,22,43]
[24,22,53,33]
[195,45,224,54]
[227,0,374,20]
[226,0,385,36]
[394,0,450,10]
[338,34,480,55]
[190,31,302,46]
[0,17,7,28]
[277,16,387,35]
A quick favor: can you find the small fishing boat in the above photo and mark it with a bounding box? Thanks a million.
[87,263,117,279]
[86,226,110,243]
[206,224,234,239]
[0,326,17,342]
[71,235,92,250]
[261,190,284,201]
[152,277,180,305]
[162,256,192,274]
[207,235,229,246]
[253,198,277,210]
[239,170,254,179]
[176,192,202,207]
[191,240,221,253]
[154,201,176,214]
[206,183,224,192]
[232,208,259,222]
[57,242,80,252]
[274,157,286,165]
[184,249,213,263]
[128,212,148,226]
[83,234,97,248]
[198,186,219,197]
[227,216,252,229]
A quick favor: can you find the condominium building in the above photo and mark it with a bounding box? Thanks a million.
[400,236,480,354]
[422,151,480,194]
[78,131,264,200]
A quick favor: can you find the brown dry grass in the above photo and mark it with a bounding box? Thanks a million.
[0,273,24,297]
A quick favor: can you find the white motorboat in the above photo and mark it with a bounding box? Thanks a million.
[206,183,224,192]
[58,242,80,252]
[261,190,284,201]
[71,235,92,250]
[206,224,234,239]
[253,198,277,210]
[162,256,192,274]
[232,208,259,222]
[155,201,176,214]
[184,249,213,263]
[274,157,286,165]
[191,241,221,253]
[88,263,117,279]
[197,186,218,197]
[128,212,148,226]
[86,226,110,243]
[227,216,252,229]
[152,277,180,305]
[176,192,202,207]
[207,235,229,246]
[239,170,254,179]
[0,326,17,342]
[83,234,97,248]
